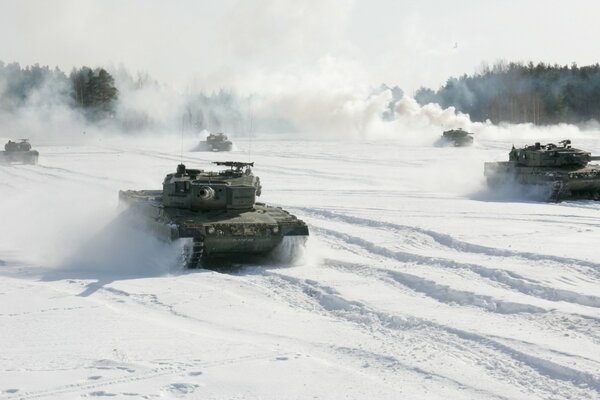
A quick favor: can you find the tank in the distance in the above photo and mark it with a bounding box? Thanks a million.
[484,139,600,201]
[198,132,233,152]
[119,161,309,267]
[0,139,39,165]
[438,128,474,147]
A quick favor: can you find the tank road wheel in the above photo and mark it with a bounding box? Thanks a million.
[183,238,204,269]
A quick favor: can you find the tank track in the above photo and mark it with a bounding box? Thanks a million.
[184,238,204,268]
[549,180,566,202]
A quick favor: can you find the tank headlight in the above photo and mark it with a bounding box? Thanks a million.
[207,226,216,234]
[271,226,279,234]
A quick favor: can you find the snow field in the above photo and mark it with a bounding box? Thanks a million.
[1,137,599,399]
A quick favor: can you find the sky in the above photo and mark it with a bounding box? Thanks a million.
[1,0,600,95]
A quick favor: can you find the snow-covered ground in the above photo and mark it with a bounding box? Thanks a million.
[1,136,600,399]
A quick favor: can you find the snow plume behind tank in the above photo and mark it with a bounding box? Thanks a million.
[0,152,184,279]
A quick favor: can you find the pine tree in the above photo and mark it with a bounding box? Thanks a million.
[69,67,118,119]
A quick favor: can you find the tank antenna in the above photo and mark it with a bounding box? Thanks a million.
[248,96,253,163]
[180,113,184,164]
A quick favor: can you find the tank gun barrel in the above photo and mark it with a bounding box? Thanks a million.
[213,161,254,169]
[590,156,600,161]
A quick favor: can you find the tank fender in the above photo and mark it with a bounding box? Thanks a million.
[279,222,309,236]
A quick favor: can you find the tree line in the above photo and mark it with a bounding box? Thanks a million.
[0,61,118,120]
[9,59,599,130]
[415,61,600,125]
[0,61,248,131]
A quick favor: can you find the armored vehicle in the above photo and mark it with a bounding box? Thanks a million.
[119,161,309,267]
[202,132,233,152]
[440,128,474,146]
[484,139,600,201]
[0,139,39,165]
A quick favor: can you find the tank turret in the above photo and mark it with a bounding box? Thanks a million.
[5,139,32,151]
[484,139,600,201]
[508,140,598,167]
[119,161,307,267]
[161,162,261,210]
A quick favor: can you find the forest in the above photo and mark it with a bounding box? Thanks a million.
[0,61,253,132]
[415,62,600,125]
[0,61,118,120]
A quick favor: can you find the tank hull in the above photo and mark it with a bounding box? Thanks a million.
[0,150,38,165]
[441,135,473,147]
[209,141,232,152]
[196,141,233,152]
[118,189,309,264]
[484,161,600,201]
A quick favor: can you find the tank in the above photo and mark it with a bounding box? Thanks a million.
[484,139,600,201]
[201,132,233,152]
[440,128,474,146]
[0,139,39,165]
[119,161,309,267]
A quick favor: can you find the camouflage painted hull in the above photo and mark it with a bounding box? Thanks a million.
[209,142,232,152]
[484,161,600,201]
[0,150,38,165]
[119,189,309,266]
[445,136,473,147]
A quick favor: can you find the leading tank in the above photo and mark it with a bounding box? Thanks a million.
[484,139,600,201]
[119,161,309,267]
[0,139,39,165]
[202,132,233,152]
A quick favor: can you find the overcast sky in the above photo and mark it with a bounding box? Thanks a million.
[1,0,599,94]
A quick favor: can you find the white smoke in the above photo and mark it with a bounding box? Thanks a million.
[3,0,600,145]
[0,72,91,143]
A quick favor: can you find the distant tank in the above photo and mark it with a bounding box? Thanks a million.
[201,132,233,152]
[0,139,39,165]
[484,139,600,201]
[119,161,309,267]
[440,128,474,146]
